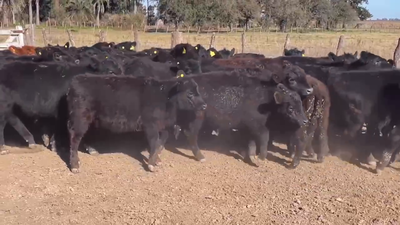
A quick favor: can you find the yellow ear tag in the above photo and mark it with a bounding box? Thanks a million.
[130,46,135,50]
[64,45,68,48]
[105,56,108,59]
[195,46,198,50]
[122,46,125,49]
[38,51,42,55]
[177,73,184,78]
[210,51,215,57]
[108,44,111,47]
[154,50,157,54]
[182,48,186,54]
[302,54,305,57]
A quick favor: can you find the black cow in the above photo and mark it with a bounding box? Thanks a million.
[174,70,308,166]
[267,75,331,168]
[0,58,120,154]
[67,74,207,173]
[327,69,400,173]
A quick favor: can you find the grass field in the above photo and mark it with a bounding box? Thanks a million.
[34,26,400,60]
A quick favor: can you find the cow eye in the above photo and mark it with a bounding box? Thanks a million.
[187,92,194,98]
[288,106,294,112]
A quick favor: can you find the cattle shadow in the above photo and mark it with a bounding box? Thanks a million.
[165,131,292,168]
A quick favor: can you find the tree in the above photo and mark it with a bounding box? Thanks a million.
[36,0,40,24]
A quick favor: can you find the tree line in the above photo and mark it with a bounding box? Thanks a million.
[0,0,373,32]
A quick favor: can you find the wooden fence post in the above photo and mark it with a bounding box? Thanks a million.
[336,35,345,55]
[99,30,106,42]
[171,31,183,48]
[283,34,290,55]
[133,29,140,51]
[241,32,245,53]
[209,32,216,49]
[23,25,33,46]
[42,28,50,46]
[394,38,400,68]
[66,30,76,47]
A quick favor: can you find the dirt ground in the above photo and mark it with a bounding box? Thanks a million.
[1,134,400,225]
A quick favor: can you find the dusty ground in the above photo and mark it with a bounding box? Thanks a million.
[1,135,400,225]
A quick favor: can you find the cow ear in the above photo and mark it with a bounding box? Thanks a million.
[354,51,358,58]
[328,52,337,61]
[182,47,186,54]
[284,49,289,55]
[274,92,283,104]
[64,42,70,49]
[176,70,186,78]
[230,48,236,56]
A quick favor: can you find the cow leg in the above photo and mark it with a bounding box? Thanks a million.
[7,114,36,148]
[291,129,307,169]
[68,110,92,174]
[244,140,259,167]
[145,126,163,172]
[0,115,7,155]
[185,117,206,162]
[155,130,169,166]
[376,127,400,175]
[257,129,270,161]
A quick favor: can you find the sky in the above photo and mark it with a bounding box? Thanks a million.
[364,0,399,19]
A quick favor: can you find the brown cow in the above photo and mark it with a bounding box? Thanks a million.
[8,45,37,56]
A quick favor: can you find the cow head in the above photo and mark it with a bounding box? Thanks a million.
[328,51,358,63]
[170,71,207,112]
[114,41,137,52]
[274,83,308,127]
[89,58,123,75]
[282,61,313,97]
[284,48,305,57]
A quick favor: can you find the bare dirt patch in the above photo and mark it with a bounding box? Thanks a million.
[1,138,400,225]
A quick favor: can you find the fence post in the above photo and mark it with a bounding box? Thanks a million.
[171,31,183,48]
[66,30,76,47]
[241,32,245,53]
[209,32,216,49]
[336,35,345,55]
[283,33,290,55]
[23,25,33,46]
[42,28,50,46]
[394,38,400,68]
[133,29,140,51]
[99,30,106,42]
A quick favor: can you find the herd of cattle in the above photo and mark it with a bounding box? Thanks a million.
[0,41,399,175]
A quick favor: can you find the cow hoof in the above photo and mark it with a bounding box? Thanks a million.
[71,168,80,174]
[0,149,9,155]
[290,161,300,169]
[42,134,50,147]
[148,165,155,172]
[199,158,206,163]
[245,156,260,167]
[155,161,162,166]
[86,147,99,155]
[375,168,383,175]
[368,161,377,167]
[29,144,42,149]
[50,146,57,152]
[317,156,324,163]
